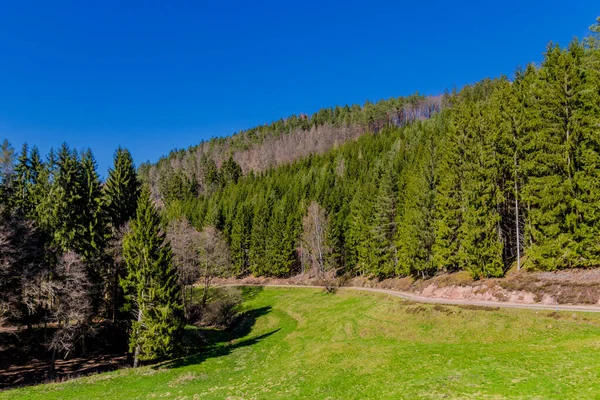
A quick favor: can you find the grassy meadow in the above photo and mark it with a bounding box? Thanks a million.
[3,287,600,399]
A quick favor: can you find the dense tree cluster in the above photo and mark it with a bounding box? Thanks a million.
[156,21,600,280]
[0,144,183,372]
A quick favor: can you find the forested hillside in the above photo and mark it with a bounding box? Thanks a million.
[139,94,442,202]
[149,20,600,279]
[0,17,599,384]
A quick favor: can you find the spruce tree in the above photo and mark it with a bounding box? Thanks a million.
[249,195,270,275]
[104,147,140,230]
[13,143,31,212]
[40,143,83,251]
[371,159,398,278]
[230,203,252,276]
[104,148,141,319]
[122,186,183,367]
[459,95,504,278]
[396,123,438,277]
[0,139,15,206]
[522,42,593,269]
[433,104,467,273]
[78,149,107,262]
[346,183,375,275]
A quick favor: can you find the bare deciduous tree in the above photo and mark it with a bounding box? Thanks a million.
[198,226,231,307]
[166,218,202,318]
[0,208,45,328]
[300,201,334,291]
[47,252,94,377]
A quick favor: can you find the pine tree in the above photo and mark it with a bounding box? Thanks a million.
[265,195,298,277]
[249,195,270,276]
[122,187,183,367]
[396,123,438,277]
[230,203,252,276]
[522,42,592,269]
[104,148,141,320]
[104,148,140,230]
[0,139,15,206]
[346,183,375,275]
[371,159,398,278]
[459,94,504,278]
[13,143,31,213]
[572,34,600,267]
[220,156,242,186]
[433,105,467,273]
[40,143,83,251]
[78,149,107,262]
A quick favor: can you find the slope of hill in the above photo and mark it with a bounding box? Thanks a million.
[139,94,443,199]
[147,20,600,282]
[4,288,600,399]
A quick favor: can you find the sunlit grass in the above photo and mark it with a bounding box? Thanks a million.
[4,287,600,399]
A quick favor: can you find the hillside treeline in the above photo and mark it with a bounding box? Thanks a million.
[139,94,443,201]
[156,22,600,279]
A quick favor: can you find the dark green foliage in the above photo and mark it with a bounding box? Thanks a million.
[221,156,242,186]
[78,149,108,262]
[104,148,140,229]
[230,203,252,276]
[396,123,439,277]
[522,40,600,270]
[371,159,398,278]
[0,139,15,205]
[122,187,184,364]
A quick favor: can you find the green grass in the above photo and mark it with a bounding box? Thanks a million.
[4,287,600,399]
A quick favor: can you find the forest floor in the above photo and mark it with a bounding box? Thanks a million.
[0,323,130,390]
[215,268,600,308]
[4,286,600,399]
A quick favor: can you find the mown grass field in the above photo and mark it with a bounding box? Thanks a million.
[3,287,600,399]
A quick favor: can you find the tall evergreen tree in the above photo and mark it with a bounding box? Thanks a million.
[249,195,270,275]
[122,187,183,367]
[459,94,504,278]
[40,143,83,251]
[522,42,594,269]
[0,139,15,205]
[396,123,438,277]
[78,149,107,262]
[230,203,252,276]
[104,148,141,319]
[371,159,398,278]
[13,143,31,212]
[104,148,140,230]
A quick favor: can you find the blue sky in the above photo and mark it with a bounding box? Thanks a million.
[0,1,598,177]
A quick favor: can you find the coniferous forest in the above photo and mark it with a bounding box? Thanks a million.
[0,18,599,382]
[143,21,600,279]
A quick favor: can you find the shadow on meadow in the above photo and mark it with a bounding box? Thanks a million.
[165,304,276,370]
[240,285,264,302]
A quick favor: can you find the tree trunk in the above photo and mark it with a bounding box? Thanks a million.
[49,347,57,379]
[514,151,521,271]
[132,308,142,368]
[112,264,119,323]
[202,276,209,308]
[133,344,141,368]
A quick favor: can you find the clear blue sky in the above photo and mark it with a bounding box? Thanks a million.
[1,1,598,177]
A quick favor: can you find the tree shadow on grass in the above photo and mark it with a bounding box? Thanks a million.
[164,305,275,370]
[240,286,264,301]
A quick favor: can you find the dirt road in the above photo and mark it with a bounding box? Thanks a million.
[224,283,600,313]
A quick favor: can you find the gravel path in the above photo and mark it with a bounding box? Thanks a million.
[224,283,600,313]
